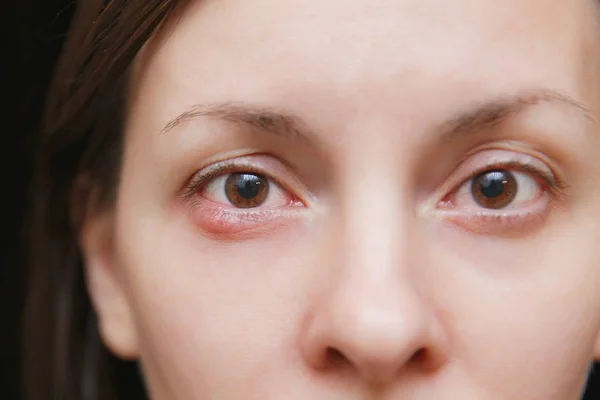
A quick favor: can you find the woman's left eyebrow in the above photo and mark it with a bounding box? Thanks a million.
[438,88,595,143]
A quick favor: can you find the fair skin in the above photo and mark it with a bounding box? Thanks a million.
[81,0,600,398]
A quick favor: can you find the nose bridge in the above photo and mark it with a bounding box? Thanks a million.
[334,134,423,314]
[335,109,419,268]
[338,149,409,282]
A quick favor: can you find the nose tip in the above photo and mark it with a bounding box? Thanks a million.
[326,315,428,382]
[302,288,447,385]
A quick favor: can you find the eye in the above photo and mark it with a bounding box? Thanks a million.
[433,151,567,235]
[201,171,296,209]
[451,168,542,210]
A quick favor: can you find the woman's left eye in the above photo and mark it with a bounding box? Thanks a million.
[201,172,296,209]
[444,168,546,211]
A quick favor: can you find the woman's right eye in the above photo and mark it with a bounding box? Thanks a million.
[201,171,298,209]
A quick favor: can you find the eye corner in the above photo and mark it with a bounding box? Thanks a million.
[435,195,454,210]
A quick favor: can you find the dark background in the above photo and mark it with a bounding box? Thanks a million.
[2,1,600,399]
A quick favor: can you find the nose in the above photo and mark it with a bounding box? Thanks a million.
[301,190,447,385]
[302,274,446,385]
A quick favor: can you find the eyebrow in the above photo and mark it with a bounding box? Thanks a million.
[439,89,594,142]
[161,89,594,144]
[161,102,315,143]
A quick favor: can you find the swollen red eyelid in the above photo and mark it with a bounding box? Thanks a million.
[188,203,305,240]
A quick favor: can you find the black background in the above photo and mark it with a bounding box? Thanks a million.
[2,1,600,399]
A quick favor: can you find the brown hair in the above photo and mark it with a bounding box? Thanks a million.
[23,1,186,399]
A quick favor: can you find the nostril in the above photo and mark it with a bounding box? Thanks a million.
[409,348,444,373]
[410,348,428,364]
[326,347,351,368]
[325,346,431,370]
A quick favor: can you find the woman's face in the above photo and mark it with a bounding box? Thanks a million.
[82,0,600,398]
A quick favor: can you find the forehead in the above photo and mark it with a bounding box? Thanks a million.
[135,0,600,129]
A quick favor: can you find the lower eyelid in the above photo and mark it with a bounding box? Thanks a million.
[439,187,550,212]
[442,210,549,235]
[188,202,305,237]
[435,192,552,235]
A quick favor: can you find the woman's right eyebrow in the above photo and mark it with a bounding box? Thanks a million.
[160,101,317,146]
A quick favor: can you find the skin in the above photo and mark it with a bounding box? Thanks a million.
[81,0,600,398]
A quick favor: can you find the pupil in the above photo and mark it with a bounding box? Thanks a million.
[479,171,507,198]
[234,173,264,199]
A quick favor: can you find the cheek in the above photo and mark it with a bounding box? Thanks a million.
[115,205,318,397]
[424,215,600,397]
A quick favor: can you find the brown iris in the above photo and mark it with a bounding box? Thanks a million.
[471,170,517,209]
[224,173,269,208]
